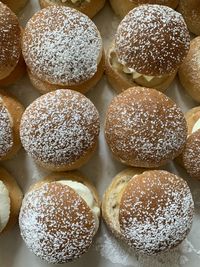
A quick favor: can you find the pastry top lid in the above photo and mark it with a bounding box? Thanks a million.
[115,4,190,76]
[19,182,96,263]
[20,89,100,167]
[105,87,187,168]
[119,170,194,254]
[22,6,102,85]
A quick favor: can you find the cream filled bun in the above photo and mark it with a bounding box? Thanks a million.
[105,87,187,168]
[0,2,25,84]
[19,171,100,263]
[109,0,179,18]
[0,167,23,234]
[177,0,200,36]
[22,6,104,94]
[20,89,100,171]
[106,4,190,93]
[179,37,200,102]
[1,0,28,13]
[102,169,194,255]
[180,107,200,179]
[0,91,24,160]
[39,0,106,18]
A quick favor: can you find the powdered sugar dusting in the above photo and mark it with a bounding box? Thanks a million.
[0,2,21,77]
[119,171,194,255]
[115,5,190,76]
[19,182,96,263]
[20,89,100,168]
[105,87,187,168]
[0,100,13,158]
[22,6,102,85]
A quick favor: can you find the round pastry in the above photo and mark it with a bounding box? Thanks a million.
[102,169,194,255]
[181,107,200,179]
[177,0,200,36]
[0,2,25,85]
[22,6,104,94]
[1,0,28,13]
[0,91,24,160]
[105,87,187,168]
[0,167,23,234]
[106,4,190,93]
[19,171,100,263]
[109,0,179,18]
[20,89,100,171]
[39,0,106,18]
[179,37,200,102]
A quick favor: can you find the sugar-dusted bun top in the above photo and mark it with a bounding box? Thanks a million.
[20,89,100,168]
[105,87,187,168]
[19,182,96,263]
[115,4,190,76]
[119,170,194,255]
[0,97,13,158]
[0,2,21,79]
[22,6,102,85]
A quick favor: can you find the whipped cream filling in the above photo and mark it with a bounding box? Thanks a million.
[111,51,163,82]
[0,181,10,232]
[192,118,200,133]
[58,180,100,233]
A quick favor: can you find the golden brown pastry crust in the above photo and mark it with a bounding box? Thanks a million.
[22,6,103,87]
[0,53,26,87]
[39,0,106,18]
[20,89,100,171]
[0,167,23,233]
[1,0,28,13]
[102,168,145,238]
[0,2,21,80]
[119,170,194,255]
[115,5,190,76]
[177,0,200,36]
[19,171,100,263]
[179,107,200,179]
[102,169,194,255]
[105,87,187,168]
[105,45,177,93]
[179,37,200,102]
[109,0,179,18]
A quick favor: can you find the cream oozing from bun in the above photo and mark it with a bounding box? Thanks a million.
[57,180,100,232]
[0,181,10,232]
[19,182,97,263]
[192,118,200,133]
